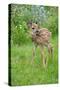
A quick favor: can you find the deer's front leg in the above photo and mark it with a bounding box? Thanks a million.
[31,43,37,63]
[40,46,46,68]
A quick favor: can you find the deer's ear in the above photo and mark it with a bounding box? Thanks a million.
[29,22,32,26]
[27,21,32,28]
[36,21,38,24]
[27,21,32,25]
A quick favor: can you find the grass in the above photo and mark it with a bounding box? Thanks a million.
[10,36,58,86]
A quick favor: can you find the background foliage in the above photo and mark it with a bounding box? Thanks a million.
[10,4,58,45]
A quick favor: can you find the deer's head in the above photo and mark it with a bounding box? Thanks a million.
[31,23,38,30]
[28,22,39,33]
[27,22,41,38]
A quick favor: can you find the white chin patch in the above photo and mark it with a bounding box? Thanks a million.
[32,29,37,33]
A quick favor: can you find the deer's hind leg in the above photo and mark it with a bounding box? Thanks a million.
[44,43,54,68]
[48,43,53,57]
[47,43,54,61]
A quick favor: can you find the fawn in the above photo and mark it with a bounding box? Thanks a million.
[28,22,53,68]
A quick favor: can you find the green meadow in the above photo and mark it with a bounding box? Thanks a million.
[11,37,58,85]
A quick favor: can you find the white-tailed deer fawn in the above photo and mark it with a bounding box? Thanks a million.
[28,22,53,68]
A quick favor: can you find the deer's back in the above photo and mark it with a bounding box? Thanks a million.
[32,28,51,45]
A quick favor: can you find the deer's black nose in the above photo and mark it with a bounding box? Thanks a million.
[32,28,35,29]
